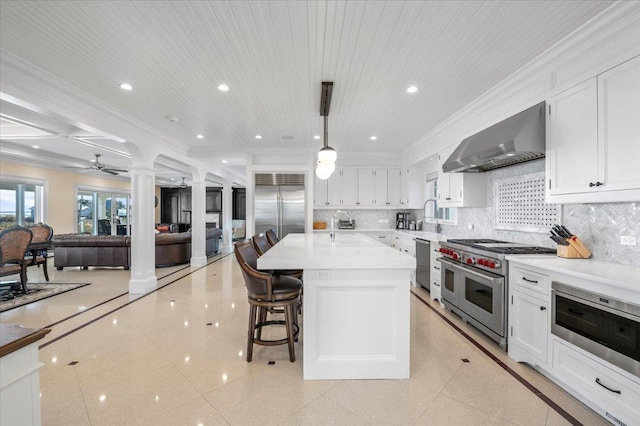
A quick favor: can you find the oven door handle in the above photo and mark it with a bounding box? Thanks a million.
[438,257,504,284]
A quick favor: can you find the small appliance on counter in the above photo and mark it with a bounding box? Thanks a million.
[396,212,410,230]
[338,219,355,229]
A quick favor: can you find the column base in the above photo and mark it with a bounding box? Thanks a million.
[190,256,207,267]
[129,276,158,294]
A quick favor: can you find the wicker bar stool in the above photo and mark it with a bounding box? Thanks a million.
[234,239,302,362]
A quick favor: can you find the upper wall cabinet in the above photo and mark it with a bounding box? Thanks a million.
[400,167,425,209]
[547,55,640,203]
[314,167,401,208]
[314,169,341,207]
[437,146,487,208]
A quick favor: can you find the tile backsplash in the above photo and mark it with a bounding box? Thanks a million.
[314,158,640,267]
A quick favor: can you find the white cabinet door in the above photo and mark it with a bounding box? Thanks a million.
[402,167,426,209]
[510,289,548,367]
[548,78,599,195]
[598,55,640,192]
[327,169,341,206]
[341,168,358,206]
[386,168,401,207]
[547,55,640,203]
[438,146,486,207]
[314,176,328,207]
[374,168,388,206]
[357,168,375,206]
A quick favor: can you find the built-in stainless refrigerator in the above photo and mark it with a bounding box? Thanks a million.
[254,174,305,239]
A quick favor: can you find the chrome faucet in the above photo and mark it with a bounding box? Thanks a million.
[330,210,351,242]
[423,199,442,234]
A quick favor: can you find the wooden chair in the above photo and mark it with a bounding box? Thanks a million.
[251,232,273,256]
[265,228,279,246]
[26,223,53,281]
[252,232,303,280]
[0,226,34,294]
[234,239,301,362]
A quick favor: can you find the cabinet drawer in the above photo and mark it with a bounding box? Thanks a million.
[553,339,640,425]
[510,265,550,296]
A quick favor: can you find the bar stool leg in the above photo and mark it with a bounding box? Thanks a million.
[284,302,295,362]
[256,306,267,340]
[247,303,258,362]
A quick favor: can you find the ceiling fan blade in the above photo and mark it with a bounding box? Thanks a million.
[103,168,128,173]
[101,169,119,175]
[63,166,91,169]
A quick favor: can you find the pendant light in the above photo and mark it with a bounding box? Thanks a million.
[316,82,336,180]
[318,116,337,164]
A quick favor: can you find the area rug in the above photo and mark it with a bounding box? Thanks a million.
[0,282,91,312]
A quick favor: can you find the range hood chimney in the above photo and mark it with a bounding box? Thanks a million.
[442,102,546,173]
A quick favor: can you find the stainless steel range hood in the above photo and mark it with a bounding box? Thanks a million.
[442,102,546,173]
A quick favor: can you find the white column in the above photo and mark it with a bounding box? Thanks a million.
[190,180,207,267]
[222,182,233,250]
[129,166,157,293]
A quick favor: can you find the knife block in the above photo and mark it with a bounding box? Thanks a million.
[557,236,592,259]
[557,244,582,259]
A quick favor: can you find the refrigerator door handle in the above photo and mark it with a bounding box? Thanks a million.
[277,187,283,239]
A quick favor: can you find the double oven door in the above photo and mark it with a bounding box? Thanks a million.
[440,257,506,338]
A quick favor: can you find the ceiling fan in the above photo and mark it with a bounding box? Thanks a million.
[64,153,128,175]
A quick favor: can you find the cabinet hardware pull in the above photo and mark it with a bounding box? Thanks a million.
[589,182,596,187]
[540,306,546,311]
[434,266,440,270]
[433,282,440,287]
[595,378,621,394]
[522,277,538,284]
[596,181,603,186]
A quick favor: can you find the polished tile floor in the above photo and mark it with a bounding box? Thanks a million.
[0,251,607,425]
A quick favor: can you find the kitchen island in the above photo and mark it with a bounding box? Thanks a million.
[257,232,416,380]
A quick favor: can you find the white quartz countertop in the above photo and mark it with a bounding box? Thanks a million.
[506,255,640,295]
[258,233,416,270]
[394,229,448,242]
[312,228,447,242]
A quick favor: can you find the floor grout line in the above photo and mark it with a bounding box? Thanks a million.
[410,288,583,426]
[39,253,232,349]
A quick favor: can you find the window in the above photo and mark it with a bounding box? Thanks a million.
[77,189,131,235]
[425,178,457,225]
[0,179,44,231]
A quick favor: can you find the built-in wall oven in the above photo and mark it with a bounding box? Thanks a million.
[551,281,640,378]
[439,239,556,349]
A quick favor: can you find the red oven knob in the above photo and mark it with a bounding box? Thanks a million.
[489,261,496,268]
[478,259,485,266]
[452,253,459,260]
[439,247,445,253]
[466,258,475,265]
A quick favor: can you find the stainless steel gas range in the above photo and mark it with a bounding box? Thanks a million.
[438,239,556,349]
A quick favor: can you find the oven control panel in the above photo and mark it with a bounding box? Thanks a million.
[438,247,502,272]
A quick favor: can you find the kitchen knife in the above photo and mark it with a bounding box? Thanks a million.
[550,235,569,245]
[553,225,570,238]
[560,225,574,237]
[550,229,563,239]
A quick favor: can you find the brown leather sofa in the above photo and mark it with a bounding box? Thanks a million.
[53,228,222,269]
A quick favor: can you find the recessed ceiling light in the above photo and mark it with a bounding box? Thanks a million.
[407,86,418,93]
[255,135,262,139]
[119,83,133,91]
[218,84,229,91]
[196,134,204,139]
[370,136,377,141]
[222,160,228,164]
[313,135,320,140]
[32,145,40,149]
[170,178,175,181]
